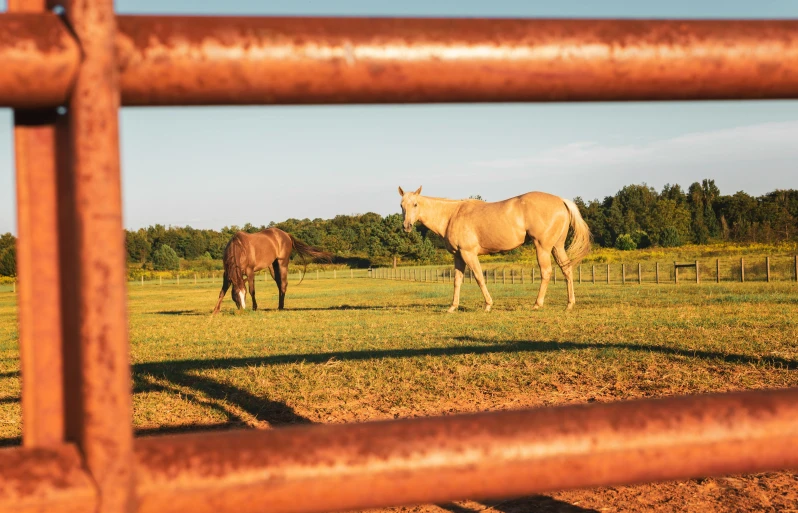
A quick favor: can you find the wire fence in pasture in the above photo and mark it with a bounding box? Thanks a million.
[369,254,798,286]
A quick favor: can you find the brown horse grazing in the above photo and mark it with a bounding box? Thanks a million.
[212,228,332,314]
[398,186,592,312]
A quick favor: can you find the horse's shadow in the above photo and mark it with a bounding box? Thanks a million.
[152,303,438,316]
[439,497,599,513]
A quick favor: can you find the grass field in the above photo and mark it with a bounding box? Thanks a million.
[1,276,797,512]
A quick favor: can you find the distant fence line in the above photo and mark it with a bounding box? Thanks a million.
[1,256,797,293]
[369,255,798,285]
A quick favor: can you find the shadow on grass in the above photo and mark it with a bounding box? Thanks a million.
[152,310,209,316]
[154,303,438,315]
[439,496,600,513]
[4,336,793,444]
[133,338,798,377]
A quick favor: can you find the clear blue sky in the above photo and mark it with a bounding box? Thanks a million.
[2,1,798,233]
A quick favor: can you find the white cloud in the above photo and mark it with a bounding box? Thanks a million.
[471,120,798,175]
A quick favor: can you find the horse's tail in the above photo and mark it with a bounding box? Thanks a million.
[288,234,333,285]
[223,235,248,307]
[563,199,592,267]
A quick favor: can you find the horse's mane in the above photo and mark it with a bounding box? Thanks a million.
[223,235,247,296]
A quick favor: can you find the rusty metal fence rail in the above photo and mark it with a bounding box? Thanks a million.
[1,2,798,512]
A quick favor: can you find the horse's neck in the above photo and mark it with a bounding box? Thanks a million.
[419,197,460,237]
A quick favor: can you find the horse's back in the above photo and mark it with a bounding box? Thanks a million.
[451,191,570,251]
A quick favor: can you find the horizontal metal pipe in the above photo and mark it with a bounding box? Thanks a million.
[0,443,97,513]
[115,16,798,105]
[134,387,798,513]
[4,15,798,107]
[0,13,81,109]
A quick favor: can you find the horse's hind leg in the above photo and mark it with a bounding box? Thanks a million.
[460,251,493,312]
[553,244,576,310]
[533,242,553,310]
[212,272,231,314]
[274,259,289,309]
[247,271,258,311]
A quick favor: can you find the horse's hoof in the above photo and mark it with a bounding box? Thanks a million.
[531,304,542,310]
[565,303,574,311]
[484,304,492,312]
[447,306,458,313]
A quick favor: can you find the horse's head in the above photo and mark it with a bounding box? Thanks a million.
[231,283,246,309]
[398,186,422,232]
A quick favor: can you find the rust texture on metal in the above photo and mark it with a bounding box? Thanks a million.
[10,0,66,450]
[4,15,798,108]
[0,13,80,108]
[57,1,136,512]
[113,16,798,105]
[0,444,97,513]
[134,388,798,513]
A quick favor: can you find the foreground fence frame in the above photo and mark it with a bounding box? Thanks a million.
[2,3,798,513]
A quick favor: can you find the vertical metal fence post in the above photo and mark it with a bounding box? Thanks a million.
[59,0,136,511]
[10,0,66,449]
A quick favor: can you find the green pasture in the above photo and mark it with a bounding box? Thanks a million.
[0,276,795,443]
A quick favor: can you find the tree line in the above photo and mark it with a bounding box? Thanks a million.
[0,179,796,276]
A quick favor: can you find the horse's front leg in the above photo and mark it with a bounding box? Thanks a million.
[247,271,258,311]
[448,254,466,313]
[460,251,493,312]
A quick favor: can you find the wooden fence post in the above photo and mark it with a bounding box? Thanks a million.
[741,258,745,283]
[177,274,180,286]
[607,264,610,284]
[511,269,515,285]
[638,263,641,284]
[622,264,625,285]
[795,255,798,282]
[317,269,320,280]
[674,262,678,284]
[695,260,699,284]
[12,281,15,294]
[592,265,595,284]
[503,269,506,284]
[194,273,197,285]
[521,268,525,284]
[531,268,535,283]
[578,265,582,284]
[716,259,720,283]
[160,276,162,286]
[656,262,659,284]
[141,275,144,286]
[766,256,770,283]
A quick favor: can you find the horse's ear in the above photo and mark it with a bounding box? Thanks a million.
[414,186,422,195]
[398,186,405,196]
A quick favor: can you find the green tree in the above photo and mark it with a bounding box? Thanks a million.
[0,245,16,277]
[125,229,151,263]
[614,234,637,251]
[152,244,180,271]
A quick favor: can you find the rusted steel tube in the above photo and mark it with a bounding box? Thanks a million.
[0,13,80,109]
[135,387,798,513]
[10,0,67,450]
[115,17,798,106]
[0,444,97,513]
[5,16,798,108]
[58,1,136,512]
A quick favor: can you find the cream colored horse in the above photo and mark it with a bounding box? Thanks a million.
[398,186,591,312]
